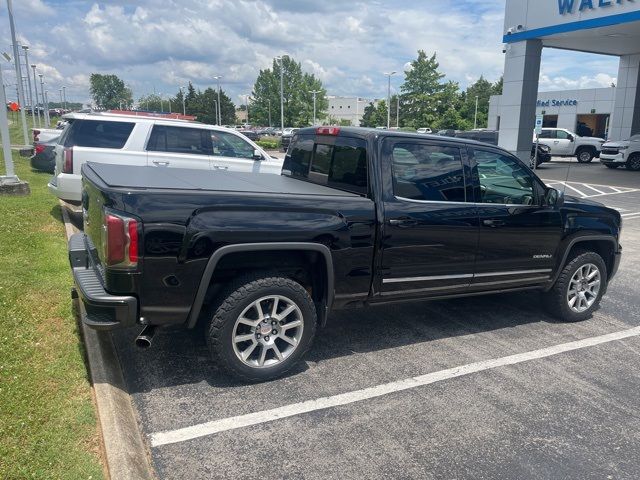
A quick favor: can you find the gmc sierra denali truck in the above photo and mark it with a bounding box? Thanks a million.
[69,126,622,381]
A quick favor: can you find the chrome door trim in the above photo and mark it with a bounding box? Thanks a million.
[383,268,552,284]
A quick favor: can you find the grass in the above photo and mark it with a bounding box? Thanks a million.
[6,111,58,146]
[0,151,104,479]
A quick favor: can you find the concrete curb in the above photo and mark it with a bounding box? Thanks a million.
[61,205,155,480]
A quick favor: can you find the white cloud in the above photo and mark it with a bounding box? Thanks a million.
[539,73,617,91]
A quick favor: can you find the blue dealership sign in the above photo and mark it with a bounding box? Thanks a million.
[559,0,635,15]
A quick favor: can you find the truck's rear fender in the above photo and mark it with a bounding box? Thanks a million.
[186,243,334,328]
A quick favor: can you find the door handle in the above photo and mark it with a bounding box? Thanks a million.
[483,219,506,228]
[213,165,229,170]
[389,218,418,227]
[152,160,170,166]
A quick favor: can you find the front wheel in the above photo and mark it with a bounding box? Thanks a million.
[543,250,607,322]
[626,154,640,171]
[206,273,317,382]
[576,148,595,163]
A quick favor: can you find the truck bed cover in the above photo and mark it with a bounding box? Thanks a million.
[84,162,358,197]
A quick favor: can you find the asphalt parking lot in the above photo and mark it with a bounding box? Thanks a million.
[107,157,640,479]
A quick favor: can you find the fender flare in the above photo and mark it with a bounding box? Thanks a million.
[549,234,618,287]
[186,242,334,328]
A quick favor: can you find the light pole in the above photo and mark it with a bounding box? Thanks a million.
[213,75,222,125]
[7,0,29,145]
[474,95,479,129]
[268,99,271,128]
[213,99,217,124]
[243,94,250,125]
[44,90,50,123]
[276,55,288,132]
[38,74,48,125]
[62,85,66,111]
[31,64,40,127]
[180,86,186,115]
[0,52,16,179]
[21,46,34,124]
[396,95,400,128]
[384,71,396,129]
[309,90,321,126]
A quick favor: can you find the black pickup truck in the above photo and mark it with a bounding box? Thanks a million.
[69,126,622,381]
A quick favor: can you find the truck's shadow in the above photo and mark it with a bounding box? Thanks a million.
[111,290,556,393]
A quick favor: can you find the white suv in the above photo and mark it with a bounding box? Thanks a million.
[600,134,640,171]
[537,128,605,163]
[48,112,282,203]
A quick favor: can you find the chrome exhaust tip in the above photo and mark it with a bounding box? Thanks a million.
[135,325,156,349]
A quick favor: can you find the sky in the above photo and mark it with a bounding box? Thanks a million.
[0,0,620,107]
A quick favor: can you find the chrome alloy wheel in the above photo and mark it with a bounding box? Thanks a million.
[567,263,601,313]
[579,150,592,162]
[232,295,304,368]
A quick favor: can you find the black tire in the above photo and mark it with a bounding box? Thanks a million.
[543,249,607,322]
[576,148,595,163]
[604,164,619,169]
[206,272,317,382]
[626,154,640,171]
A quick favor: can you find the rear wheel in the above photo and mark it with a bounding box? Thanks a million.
[626,154,640,171]
[544,250,607,322]
[206,273,317,382]
[576,148,595,163]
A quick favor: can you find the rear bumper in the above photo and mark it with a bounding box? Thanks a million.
[48,173,81,202]
[69,233,137,330]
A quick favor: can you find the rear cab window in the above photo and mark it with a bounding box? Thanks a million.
[283,134,368,196]
[64,119,135,149]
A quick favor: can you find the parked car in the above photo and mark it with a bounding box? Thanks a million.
[239,130,260,141]
[280,127,300,151]
[70,126,621,381]
[454,130,551,166]
[30,138,58,173]
[32,128,61,144]
[48,112,283,203]
[537,128,604,163]
[436,129,461,137]
[416,127,432,134]
[599,134,640,170]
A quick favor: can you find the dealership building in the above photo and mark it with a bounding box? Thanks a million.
[489,87,615,138]
[498,0,640,160]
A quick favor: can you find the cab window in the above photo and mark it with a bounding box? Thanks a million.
[391,143,466,202]
[471,149,536,205]
[211,130,257,159]
[147,125,212,155]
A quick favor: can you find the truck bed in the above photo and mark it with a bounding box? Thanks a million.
[85,162,359,197]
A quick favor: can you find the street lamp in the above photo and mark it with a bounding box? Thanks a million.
[62,85,66,111]
[21,46,35,124]
[243,94,250,125]
[7,0,29,145]
[38,73,48,125]
[213,99,217,124]
[275,55,288,132]
[213,75,222,125]
[309,90,321,126]
[180,85,186,115]
[384,71,396,129]
[474,95,479,129]
[30,64,41,126]
[268,99,271,128]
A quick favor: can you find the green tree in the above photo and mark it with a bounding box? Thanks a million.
[460,75,495,129]
[251,56,328,127]
[359,101,387,127]
[400,51,464,130]
[89,73,132,109]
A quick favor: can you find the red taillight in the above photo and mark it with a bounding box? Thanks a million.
[105,214,126,265]
[63,148,73,173]
[103,212,139,268]
[128,220,138,263]
[34,144,45,154]
[316,126,340,136]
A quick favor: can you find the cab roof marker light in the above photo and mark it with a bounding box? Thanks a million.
[316,126,340,136]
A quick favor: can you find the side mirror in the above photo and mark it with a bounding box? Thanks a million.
[252,149,263,160]
[567,134,574,142]
[545,187,564,208]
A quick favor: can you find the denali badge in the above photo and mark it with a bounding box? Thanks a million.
[533,254,553,259]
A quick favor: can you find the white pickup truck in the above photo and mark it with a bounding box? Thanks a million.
[599,134,640,171]
[537,128,605,163]
[32,127,62,144]
[48,112,283,203]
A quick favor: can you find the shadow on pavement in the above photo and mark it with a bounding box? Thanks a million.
[111,290,554,392]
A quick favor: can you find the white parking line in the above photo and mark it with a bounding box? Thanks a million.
[581,184,606,195]
[149,326,640,448]
[557,182,590,197]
